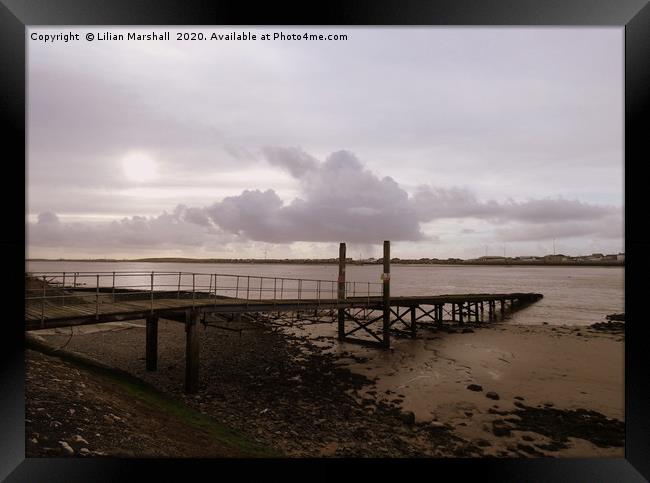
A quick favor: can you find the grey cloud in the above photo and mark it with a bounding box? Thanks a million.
[412,187,616,224]
[494,214,623,242]
[203,149,424,243]
[28,148,622,251]
[37,211,59,224]
[29,208,235,251]
[261,146,318,178]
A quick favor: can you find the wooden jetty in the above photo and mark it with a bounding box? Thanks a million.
[25,241,542,393]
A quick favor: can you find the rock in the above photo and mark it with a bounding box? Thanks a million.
[514,396,525,401]
[29,438,38,444]
[462,328,474,333]
[400,411,416,426]
[428,421,446,429]
[486,391,500,400]
[514,401,526,409]
[467,384,483,392]
[79,448,91,456]
[522,435,534,442]
[493,426,511,437]
[59,441,74,455]
[71,435,89,445]
[102,414,114,424]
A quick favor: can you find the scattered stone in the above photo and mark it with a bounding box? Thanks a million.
[467,384,483,392]
[58,441,74,455]
[462,328,474,334]
[486,391,500,400]
[400,411,416,426]
[79,448,91,456]
[71,435,89,445]
[522,435,534,442]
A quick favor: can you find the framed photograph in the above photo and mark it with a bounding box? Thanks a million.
[2,0,649,480]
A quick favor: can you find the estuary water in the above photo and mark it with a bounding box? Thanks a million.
[26,261,624,326]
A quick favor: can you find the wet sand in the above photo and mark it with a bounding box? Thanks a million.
[29,317,624,457]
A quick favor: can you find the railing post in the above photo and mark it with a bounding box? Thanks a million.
[382,240,391,349]
[73,272,77,289]
[192,273,196,308]
[236,276,240,299]
[112,271,116,304]
[177,272,181,299]
[62,272,66,306]
[150,272,154,313]
[41,275,46,325]
[273,278,277,300]
[95,274,100,319]
[337,242,346,340]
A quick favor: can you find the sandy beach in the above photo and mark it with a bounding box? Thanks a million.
[26,315,624,458]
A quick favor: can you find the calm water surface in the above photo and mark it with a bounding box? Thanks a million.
[26,261,624,326]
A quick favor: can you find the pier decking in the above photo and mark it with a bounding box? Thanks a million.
[25,241,543,392]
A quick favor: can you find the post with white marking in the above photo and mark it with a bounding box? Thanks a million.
[382,240,391,349]
[337,242,346,340]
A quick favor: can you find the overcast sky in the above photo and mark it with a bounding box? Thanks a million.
[27,27,623,259]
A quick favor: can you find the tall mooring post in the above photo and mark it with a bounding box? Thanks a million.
[185,309,200,393]
[337,242,346,339]
[382,240,391,348]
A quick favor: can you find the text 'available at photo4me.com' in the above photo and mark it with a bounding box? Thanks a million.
[30,30,350,44]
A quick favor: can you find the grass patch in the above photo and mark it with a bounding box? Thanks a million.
[26,336,281,457]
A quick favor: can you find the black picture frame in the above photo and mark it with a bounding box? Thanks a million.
[1,1,648,481]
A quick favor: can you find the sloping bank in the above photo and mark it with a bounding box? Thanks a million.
[25,333,279,458]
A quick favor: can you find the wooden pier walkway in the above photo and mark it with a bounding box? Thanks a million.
[25,241,543,393]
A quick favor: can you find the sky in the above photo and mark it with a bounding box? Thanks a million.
[27,27,624,260]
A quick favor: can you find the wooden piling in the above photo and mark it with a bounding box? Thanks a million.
[410,306,417,338]
[185,309,200,393]
[480,302,484,322]
[458,303,464,325]
[337,242,346,340]
[145,314,158,371]
[382,240,391,349]
[452,303,456,322]
[500,299,505,319]
[475,302,479,323]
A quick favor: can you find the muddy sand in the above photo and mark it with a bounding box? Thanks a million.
[27,317,624,458]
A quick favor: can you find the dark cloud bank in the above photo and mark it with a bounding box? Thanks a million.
[29,148,621,251]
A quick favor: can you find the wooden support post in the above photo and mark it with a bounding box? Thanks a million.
[145,315,159,371]
[480,302,484,322]
[458,303,464,325]
[500,299,505,319]
[185,309,200,393]
[410,306,417,338]
[475,302,479,323]
[437,305,443,326]
[382,240,391,349]
[337,242,346,340]
[452,303,456,322]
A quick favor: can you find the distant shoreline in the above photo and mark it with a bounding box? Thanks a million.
[26,258,624,267]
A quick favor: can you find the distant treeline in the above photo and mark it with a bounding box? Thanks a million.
[27,257,624,267]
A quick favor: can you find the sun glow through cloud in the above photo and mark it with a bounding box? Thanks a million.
[121,151,159,183]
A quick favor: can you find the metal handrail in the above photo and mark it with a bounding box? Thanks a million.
[25,271,383,313]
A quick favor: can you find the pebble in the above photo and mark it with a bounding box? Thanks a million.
[71,435,89,445]
[79,448,91,456]
[486,391,500,400]
[59,441,74,455]
[467,384,483,392]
